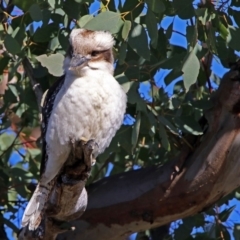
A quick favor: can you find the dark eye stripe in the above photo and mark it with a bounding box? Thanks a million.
[91,51,101,56]
[91,49,110,57]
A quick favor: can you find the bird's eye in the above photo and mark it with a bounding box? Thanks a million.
[91,51,100,57]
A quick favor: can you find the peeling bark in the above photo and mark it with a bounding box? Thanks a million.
[18,140,96,240]
[19,65,240,240]
[55,66,240,239]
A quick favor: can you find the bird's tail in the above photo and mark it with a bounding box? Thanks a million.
[21,183,52,230]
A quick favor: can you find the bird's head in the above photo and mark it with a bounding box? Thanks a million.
[64,28,114,76]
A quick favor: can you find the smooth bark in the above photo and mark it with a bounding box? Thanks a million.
[57,67,240,239]
[20,65,240,240]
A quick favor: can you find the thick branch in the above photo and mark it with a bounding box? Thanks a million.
[57,66,240,239]
[19,140,96,240]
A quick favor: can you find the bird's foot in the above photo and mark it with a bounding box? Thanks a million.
[81,139,98,169]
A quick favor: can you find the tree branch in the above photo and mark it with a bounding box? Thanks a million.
[22,57,43,115]
[18,139,97,240]
[56,65,240,239]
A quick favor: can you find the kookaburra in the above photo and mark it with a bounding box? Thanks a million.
[21,29,127,230]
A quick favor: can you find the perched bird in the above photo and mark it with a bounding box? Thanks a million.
[21,29,127,230]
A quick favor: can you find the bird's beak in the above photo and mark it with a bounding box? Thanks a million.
[69,55,89,69]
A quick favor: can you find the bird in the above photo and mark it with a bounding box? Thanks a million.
[21,28,127,231]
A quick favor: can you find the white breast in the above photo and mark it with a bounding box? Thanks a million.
[46,71,126,157]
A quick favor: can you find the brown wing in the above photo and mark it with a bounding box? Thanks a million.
[40,76,65,175]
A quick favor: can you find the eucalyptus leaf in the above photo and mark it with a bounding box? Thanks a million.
[174,116,203,135]
[29,4,42,22]
[131,112,141,150]
[4,35,21,55]
[122,20,131,41]
[84,11,123,33]
[36,53,64,76]
[128,23,150,60]
[173,0,195,19]
[79,15,94,28]
[145,0,165,14]
[0,57,10,74]
[182,50,200,91]
[227,27,240,51]
[145,9,158,48]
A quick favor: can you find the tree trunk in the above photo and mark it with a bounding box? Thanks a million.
[56,67,240,239]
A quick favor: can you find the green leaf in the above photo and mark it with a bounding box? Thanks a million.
[74,0,94,3]
[12,26,26,46]
[84,11,123,33]
[174,116,203,135]
[173,0,195,19]
[33,65,48,78]
[146,9,158,48]
[128,23,150,60]
[127,82,141,104]
[234,224,240,240]
[186,25,197,49]
[145,0,165,14]
[115,73,131,93]
[219,205,236,222]
[58,30,69,50]
[159,123,170,150]
[158,116,178,134]
[78,15,94,28]
[13,0,38,11]
[182,51,200,91]
[4,35,21,55]
[42,9,51,26]
[49,36,60,51]
[16,103,29,118]
[153,52,185,69]
[231,0,240,7]
[118,41,127,65]
[0,57,10,74]
[29,4,43,22]
[218,224,231,240]
[8,189,17,202]
[0,133,15,152]
[174,222,192,240]
[122,0,144,20]
[164,69,182,85]
[33,24,57,42]
[191,99,214,110]
[227,27,240,51]
[28,148,41,158]
[36,53,64,76]
[196,8,213,25]
[63,0,81,19]
[119,126,133,154]
[122,20,131,41]
[207,24,217,54]
[131,112,141,150]
[125,61,139,80]
[218,21,229,40]
[183,215,205,228]
[8,84,18,98]
[48,0,56,8]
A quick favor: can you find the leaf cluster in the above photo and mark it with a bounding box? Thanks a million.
[0,0,239,239]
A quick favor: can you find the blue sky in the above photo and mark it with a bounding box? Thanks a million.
[5,0,239,239]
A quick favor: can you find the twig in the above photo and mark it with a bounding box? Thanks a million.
[201,52,213,93]
[22,58,43,115]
